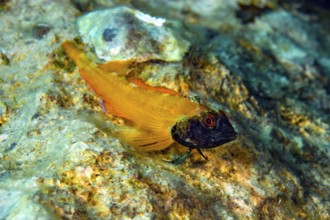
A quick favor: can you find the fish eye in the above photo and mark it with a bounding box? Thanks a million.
[202,114,216,128]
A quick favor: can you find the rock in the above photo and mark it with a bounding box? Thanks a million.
[78,6,190,62]
[0,1,330,219]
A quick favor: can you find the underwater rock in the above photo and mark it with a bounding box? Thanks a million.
[77,6,190,62]
[0,51,10,65]
[1,1,330,219]
[32,23,51,39]
[0,101,7,127]
[133,0,239,30]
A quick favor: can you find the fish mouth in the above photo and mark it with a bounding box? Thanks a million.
[220,131,238,142]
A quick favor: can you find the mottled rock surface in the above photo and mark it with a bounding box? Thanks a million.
[0,0,329,219]
[78,6,190,62]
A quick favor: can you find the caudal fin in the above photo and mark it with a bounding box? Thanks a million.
[62,41,94,69]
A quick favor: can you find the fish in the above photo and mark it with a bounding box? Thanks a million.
[62,41,237,164]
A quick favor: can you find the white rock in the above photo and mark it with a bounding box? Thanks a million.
[77,6,190,62]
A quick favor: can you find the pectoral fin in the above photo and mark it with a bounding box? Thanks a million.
[113,128,173,152]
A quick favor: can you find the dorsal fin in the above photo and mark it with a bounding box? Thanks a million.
[129,78,181,96]
[98,60,132,75]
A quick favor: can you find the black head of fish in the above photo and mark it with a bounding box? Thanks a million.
[171,111,237,149]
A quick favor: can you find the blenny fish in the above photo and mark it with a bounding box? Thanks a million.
[62,41,237,164]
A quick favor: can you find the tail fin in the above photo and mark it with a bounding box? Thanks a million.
[62,40,132,75]
[62,41,94,69]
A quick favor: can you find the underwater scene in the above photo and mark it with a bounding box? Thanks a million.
[0,0,329,219]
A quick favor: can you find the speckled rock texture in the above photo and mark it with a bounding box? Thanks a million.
[78,6,190,62]
[0,0,329,219]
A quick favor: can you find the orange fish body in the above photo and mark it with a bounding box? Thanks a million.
[62,41,208,152]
